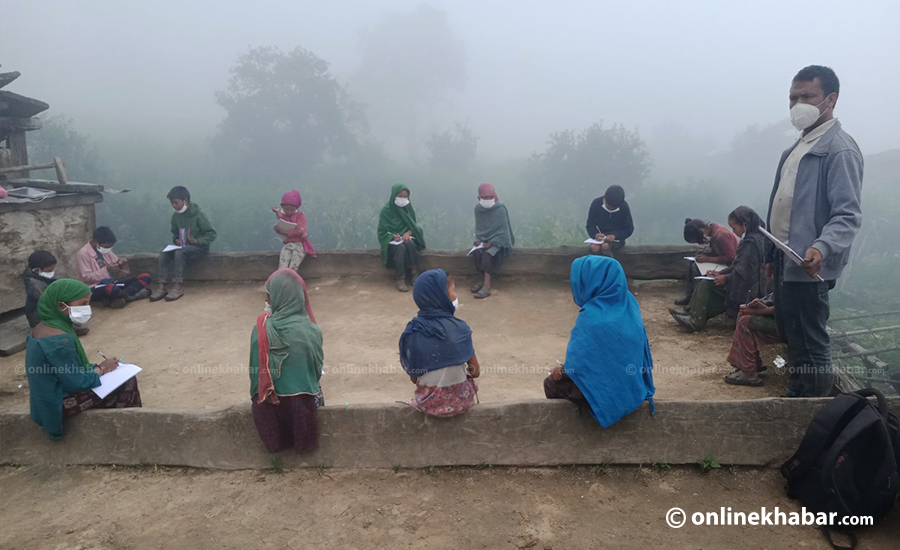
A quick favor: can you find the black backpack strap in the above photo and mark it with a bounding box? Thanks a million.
[820,526,857,550]
[781,393,867,482]
[853,388,888,416]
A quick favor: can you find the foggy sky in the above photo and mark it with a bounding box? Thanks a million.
[3,0,899,161]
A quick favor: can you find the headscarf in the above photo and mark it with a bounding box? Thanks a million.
[36,279,92,370]
[399,269,475,377]
[474,184,515,251]
[256,269,321,404]
[279,190,317,257]
[477,182,499,201]
[564,256,655,427]
[377,183,426,267]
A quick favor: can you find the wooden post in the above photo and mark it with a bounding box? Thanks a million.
[6,131,28,180]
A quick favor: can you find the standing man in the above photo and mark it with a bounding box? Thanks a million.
[766,65,863,397]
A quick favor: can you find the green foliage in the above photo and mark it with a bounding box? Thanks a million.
[427,123,478,173]
[591,463,611,476]
[214,45,367,179]
[269,457,284,474]
[651,462,671,473]
[26,114,108,182]
[698,456,721,473]
[527,122,652,199]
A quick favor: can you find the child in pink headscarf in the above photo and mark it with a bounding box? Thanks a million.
[272,190,317,271]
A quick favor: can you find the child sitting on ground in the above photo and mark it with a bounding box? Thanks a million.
[75,226,151,308]
[585,185,634,257]
[150,186,217,302]
[22,250,89,335]
[272,190,316,271]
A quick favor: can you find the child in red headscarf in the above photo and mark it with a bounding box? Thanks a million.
[272,190,317,271]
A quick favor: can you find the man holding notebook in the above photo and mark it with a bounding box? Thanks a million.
[766,65,863,397]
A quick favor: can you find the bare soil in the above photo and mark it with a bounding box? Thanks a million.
[1,465,897,550]
[0,277,785,412]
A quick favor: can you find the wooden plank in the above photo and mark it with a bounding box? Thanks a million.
[0,117,42,136]
[5,131,28,179]
[6,178,104,193]
[0,71,20,89]
[0,90,49,118]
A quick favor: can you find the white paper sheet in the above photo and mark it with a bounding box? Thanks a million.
[275,219,297,232]
[760,227,826,282]
[388,240,403,246]
[683,256,696,262]
[695,261,727,274]
[162,244,182,252]
[92,363,142,399]
[584,238,606,245]
[467,244,485,256]
[694,276,716,281]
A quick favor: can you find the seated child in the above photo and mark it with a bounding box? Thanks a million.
[377,184,426,292]
[471,183,515,299]
[674,217,739,306]
[22,250,89,336]
[669,208,766,332]
[544,256,655,427]
[75,226,151,308]
[585,184,634,257]
[272,190,317,271]
[400,270,480,418]
[724,293,780,387]
[150,186,217,302]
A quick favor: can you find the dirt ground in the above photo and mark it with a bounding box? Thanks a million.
[0,276,785,412]
[1,464,897,550]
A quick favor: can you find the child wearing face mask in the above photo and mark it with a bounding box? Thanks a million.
[25,278,142,440]
[150,186,217,302]
[377,183,426,292]
[76,226,152,309]
[400,270,480,418]
[674,218,739,306]
[585,185,634,258]
[471,183,515,299]
[669,207,767,333]
[271,190,317,272]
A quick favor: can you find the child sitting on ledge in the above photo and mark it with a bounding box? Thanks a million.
[150,186,217,302]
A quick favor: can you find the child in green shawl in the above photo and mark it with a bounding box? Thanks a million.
[377,183,426,292]
[25,279,140,440]
[471,183,515,299]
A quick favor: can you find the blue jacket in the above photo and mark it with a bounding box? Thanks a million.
[765,120,863,282]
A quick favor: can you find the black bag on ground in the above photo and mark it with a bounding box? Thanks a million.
[781,389,900,549]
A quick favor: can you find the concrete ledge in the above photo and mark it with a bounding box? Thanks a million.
[5,397,895,470]
[126,245,698,282]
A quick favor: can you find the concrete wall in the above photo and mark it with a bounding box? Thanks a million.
[5,397,895,470]
[126,245,699,283]
[0,193,102,314]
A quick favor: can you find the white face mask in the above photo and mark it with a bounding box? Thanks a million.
[38,270,55,279]
[394,197,410,208]
[790,97,829,132]
[175,203,189,214]
[264,302,272,314]
[97,246,113,255]
[65,304,92,325]
[479,198,496,208]
[451,298,459,310]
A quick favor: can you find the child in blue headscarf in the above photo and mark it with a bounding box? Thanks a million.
[545,256,655,427]
[399,269,480,417]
